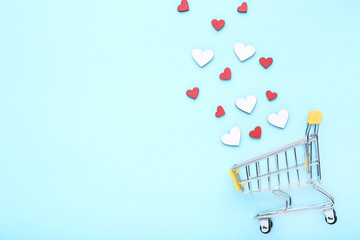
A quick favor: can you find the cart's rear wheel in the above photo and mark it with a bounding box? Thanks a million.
[259,219,272,234]
[325,210,337,225]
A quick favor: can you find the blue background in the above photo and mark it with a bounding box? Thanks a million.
[1,0,360,239]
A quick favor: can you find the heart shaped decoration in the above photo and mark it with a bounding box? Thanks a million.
[219,67,231,80]
[268,109,289,128]
[266,90,277,101]
[215,106,225,117]
[211,19,225,31]
[235,95,256,114]
[186,87,199,99]
[259,57,273,69]
[234,43,255,62]
[249,126,261,139]
[192,49,214,67]
[221,127,241,146]
[237,2,248,13]
[177,0,189,12]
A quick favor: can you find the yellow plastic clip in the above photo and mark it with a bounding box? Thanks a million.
[307,110,322,125]
[230,169,244,191]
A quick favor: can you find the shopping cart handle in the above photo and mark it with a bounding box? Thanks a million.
[230,169,244,191]
[307,110,322,124]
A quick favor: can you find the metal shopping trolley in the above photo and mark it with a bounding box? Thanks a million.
[230,110,336,234]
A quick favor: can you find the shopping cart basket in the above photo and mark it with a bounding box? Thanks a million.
[230,110,336,234]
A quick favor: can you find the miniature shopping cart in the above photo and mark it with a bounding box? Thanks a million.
[230,110,336,234]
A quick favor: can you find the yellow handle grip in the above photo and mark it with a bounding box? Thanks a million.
[307,110,322,124]
[230,169,244,191]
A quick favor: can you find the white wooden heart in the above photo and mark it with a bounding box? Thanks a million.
[221,127,241,146]
[235,95,256,114]
[192,49,214,67]
[234,43,255,62]
[268,109,289,128]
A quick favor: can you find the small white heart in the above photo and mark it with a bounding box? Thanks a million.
[268,109,289,128]
[221,127,241,146]
[234,43,256,62]
[235,95,257,114]
[192,49,214,67]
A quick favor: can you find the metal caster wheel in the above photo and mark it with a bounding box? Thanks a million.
[259,219,273,234]
[324,209,337,225]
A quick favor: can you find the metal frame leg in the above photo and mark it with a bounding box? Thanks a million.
[255,190,292,220]
[255,185,336,226]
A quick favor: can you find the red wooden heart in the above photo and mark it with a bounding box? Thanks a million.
[237,2,247,13]
[215,106,225,117]
[249,126,261,139]
[186,87,199,99]
[266,90,277,101]
[211,19,225,31]
[259,57,273,69]
[177,0,189,12]
[219,67,231,80]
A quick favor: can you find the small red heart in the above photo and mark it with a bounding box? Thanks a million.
[177,0,189,12]
[259,57,273,69]
[266,90,277,101]
[219,67,231,80]
[186,87,199,99]
[211,19,225,31]
[237,2,247,13]
[249,126,261,139]
[215,106,225,117]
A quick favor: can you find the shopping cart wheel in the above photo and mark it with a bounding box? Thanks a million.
[259,219,272,234]
[324,209,337,225]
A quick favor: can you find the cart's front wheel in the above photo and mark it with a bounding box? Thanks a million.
[325,209,337,225]
[259,219,272,234]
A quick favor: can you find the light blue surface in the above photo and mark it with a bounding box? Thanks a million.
[1,0,360,239]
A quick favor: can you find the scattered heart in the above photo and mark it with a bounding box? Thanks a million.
[219,67,231,80]
[235,95,257,114]
[177,0,189,12]
[268,109,289,128]
[237,2,248,13]
[259,57,273,69]
[186,87,199,99]
[234,43,255,62]
[212,19,225,31]
[192,49,214,67]
[221,127,241,146]
[215,106,225,117]
[266,90,277,101]
[249,126,261,139]
[183,4,289,146]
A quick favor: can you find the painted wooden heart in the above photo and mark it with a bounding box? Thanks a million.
[192,49,214,67]
[221,127,241,146]
[215,106,225,117]
[259,57,273,68]
[219,67,231,80]
[249,126,261,138]
[235,95,256,114]
[212,19,225,31]
[186,87,199,99]
[268,109,289,128]
[266,90,277,101]
[234,43,255,62]
[237,2,247,13]
[177,0,189,12]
